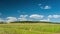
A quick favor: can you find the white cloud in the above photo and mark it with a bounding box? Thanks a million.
[44,6,51,9]
[48,15,53,18]
[20,15,28,18]
[30,14,44,19]
[53,15,60,18]
[18,15,28,21]
[38,4,51,9]
[41,5,51,9]
[18,18,27,21]
[40,18,50,21]
[0,18,4,22]
[48,15,60,18]
[6,17,17,22]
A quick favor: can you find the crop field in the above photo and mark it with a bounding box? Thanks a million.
[0,23,60,34]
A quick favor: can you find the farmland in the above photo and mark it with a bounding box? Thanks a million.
[0,23,60,34]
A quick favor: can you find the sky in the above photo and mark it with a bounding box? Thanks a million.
[0,0,60,22]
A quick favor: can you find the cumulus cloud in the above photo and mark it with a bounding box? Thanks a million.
[18,15,28,21]
[40,18,50,21]
[53,15,60,18]
[18,18,27,21]
[6,17,17,22]
[48,15,52,18]
[48,15,60,18]
[20,15,28,18]
[30,14,44,19]
[41,5,51,9]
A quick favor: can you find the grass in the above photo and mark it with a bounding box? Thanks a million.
[0,23,60,34]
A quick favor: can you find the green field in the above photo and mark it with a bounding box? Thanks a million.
[0,23,60,34]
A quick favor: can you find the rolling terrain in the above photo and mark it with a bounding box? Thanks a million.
[0,23,60,34]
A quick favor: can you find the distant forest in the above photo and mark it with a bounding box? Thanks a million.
[0,21,60,24]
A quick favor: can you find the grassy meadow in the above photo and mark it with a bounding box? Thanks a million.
[0,23,60,34]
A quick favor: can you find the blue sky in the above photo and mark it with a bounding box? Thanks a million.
[0,0,60,22]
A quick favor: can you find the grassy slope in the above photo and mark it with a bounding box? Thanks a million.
[0,23,60,34]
